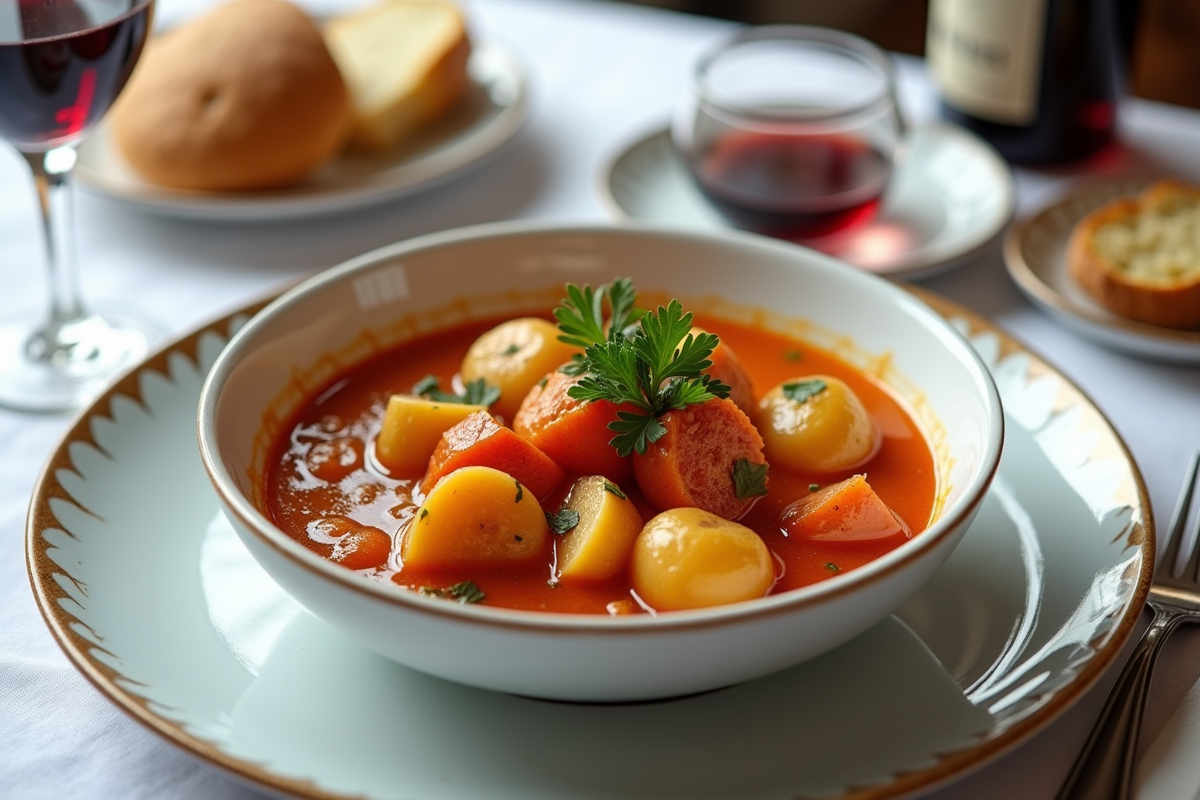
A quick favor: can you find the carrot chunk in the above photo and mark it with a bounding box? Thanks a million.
[512,370,634,484]
[632,397,768,520]
[779,474,909,542]
[420,410,564,500]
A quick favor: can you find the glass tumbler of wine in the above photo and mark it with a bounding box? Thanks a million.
[0,0,157,412]
[673,25,905,247]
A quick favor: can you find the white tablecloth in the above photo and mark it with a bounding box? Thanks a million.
[2,0,1199,797]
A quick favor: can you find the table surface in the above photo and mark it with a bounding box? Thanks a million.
[3,0,1200,797]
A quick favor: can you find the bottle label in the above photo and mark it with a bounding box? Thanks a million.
[926,0,1048,125]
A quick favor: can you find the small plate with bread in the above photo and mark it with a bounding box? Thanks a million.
[1004,178,1200,363]
[75,0,528,222]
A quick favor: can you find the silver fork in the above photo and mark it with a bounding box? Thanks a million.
[1057,450,1200,800]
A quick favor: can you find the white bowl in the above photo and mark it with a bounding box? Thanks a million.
[198,221,1003,702]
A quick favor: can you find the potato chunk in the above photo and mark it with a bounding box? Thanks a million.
[556,475,643,581]
[403,466,547,567]
[755,375,878,474]
[631,507,774,611]
[460,318,579,421]
[376,395,486,474]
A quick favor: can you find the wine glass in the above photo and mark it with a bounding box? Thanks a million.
[673,26,906,247]
[0,0,158,412]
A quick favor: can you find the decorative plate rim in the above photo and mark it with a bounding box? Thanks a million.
[25,285,1152,800]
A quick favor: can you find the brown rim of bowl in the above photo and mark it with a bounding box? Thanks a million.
[26,284,1149,800]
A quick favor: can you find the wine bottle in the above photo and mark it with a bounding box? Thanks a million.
[925,0,1124,165]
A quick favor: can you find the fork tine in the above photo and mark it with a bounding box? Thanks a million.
[1168,451,1200,580]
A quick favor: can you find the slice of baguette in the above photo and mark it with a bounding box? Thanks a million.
[1066,180,1200,330]
[323,0,471,153]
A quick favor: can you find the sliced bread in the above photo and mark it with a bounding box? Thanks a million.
[323,0,471,153]
[1067,180,1200,330]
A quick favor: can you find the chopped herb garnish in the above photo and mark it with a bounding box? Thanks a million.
[557,280,730,457]
[419,508,429,521]
[784,349,802,362]
[421,580,486,604]
[781,378,827,405]
[412,374,501,407]
[808,483,821,492]
[732,458,769,499]
[545,507,581,535]
[602,480,628,500]
[501,343,522,356]
[515,480,524,503]
[825,562,841,573]
[536,376,548,388]
[462,381,498,405]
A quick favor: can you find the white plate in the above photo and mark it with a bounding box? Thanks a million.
[598,123,1015,281]
[28,290,1149,800]
[74,44,528,222]
[1003,179,1200,363]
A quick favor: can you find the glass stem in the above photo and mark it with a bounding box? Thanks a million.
[20,145,89,363]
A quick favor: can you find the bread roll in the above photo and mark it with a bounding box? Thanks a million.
[111,0,351,191]
[323,0,471,153]
[1067,180,1200,330]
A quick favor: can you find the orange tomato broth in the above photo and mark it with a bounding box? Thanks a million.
[265,312,936,614]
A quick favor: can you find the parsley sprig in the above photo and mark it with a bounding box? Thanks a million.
[554,278,645,376]
[555,279,731,457]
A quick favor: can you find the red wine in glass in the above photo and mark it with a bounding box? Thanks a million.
[692,130,892,241]
[0,0,152,150]
[0,0,156,412]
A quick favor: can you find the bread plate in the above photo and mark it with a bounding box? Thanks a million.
[74,43,528,222]
[1004,178,1200,363]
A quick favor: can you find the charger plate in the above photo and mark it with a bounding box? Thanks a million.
[27,289,1150,800]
